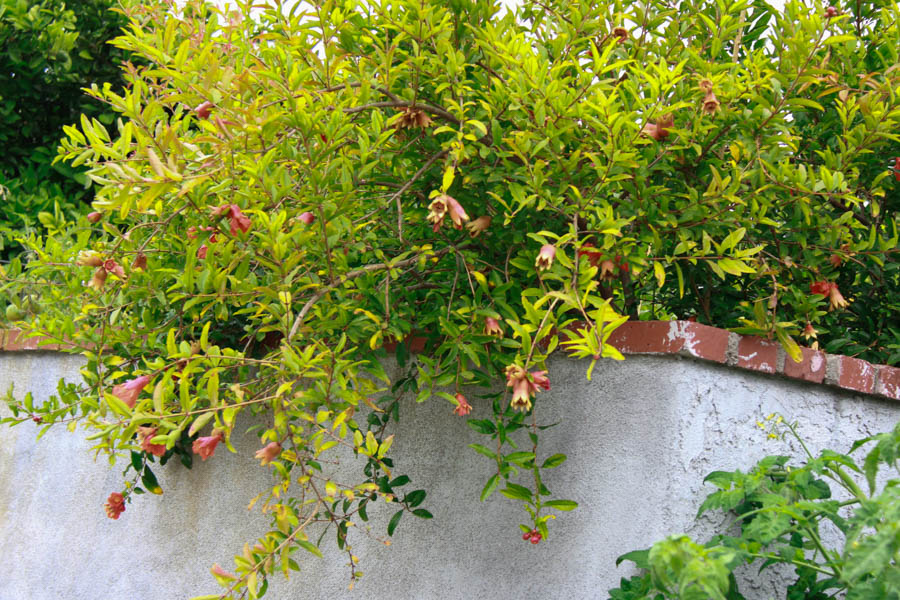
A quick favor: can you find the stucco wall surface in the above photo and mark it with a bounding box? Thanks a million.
[1,351,898,600]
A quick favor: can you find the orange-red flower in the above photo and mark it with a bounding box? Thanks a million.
[535,244,556,271]
[112,375,151,408]
[254,441,282,466]
[484,316,503,336]
[453,393,472,416]
[104,492,126,520]
[197,244,208,259]
[577,243,603,267]
[810,281,831,297]
[810,281,849,310]
[138,426,166,457]
[802,323,818,340]
[893,157,900,182]
[193,431,224,461]
[828,284,848,310]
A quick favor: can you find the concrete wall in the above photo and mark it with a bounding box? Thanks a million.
[1,351,898,600]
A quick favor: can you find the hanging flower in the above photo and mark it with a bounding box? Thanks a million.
[530,370,551,392]
[112,375,151,408]
[809,281,831,297]
[104,492,126,520]
[828,284,849,310]
[193,431,224,461]
[466,215,492,237]
[227,204,251,235]
[254,441,282,466]
[453,393,472,416]
[197,244,208,259]
[801,323,818,341]
[809,281,849,310]
[599,259,617,280]
[439,194,469,229]
[699,79,713,93]
[89,267,107,290]
[194,101,214,119]
[505,365,551,412]
[640,113,674,141]
[138,426,166,457]
[484,316,503,336]
[612,27,629,43]
[395,106,432,129]
[298,211,315,225]
[535,244,556,271]
[892,157,900,182]
[103,259,126,279]
[87,211,103,224]
[427,197,448,232]
[131,253,147,271]
[76,251,104,267]
[702,91,720,115]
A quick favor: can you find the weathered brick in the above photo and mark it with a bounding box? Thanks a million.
[606,321,683,354]
[3,329,40,351]
[874,365,900,401]
[676,321,729,363]
[838,356,875,394]
[736,336,779,374]
[782,347,826,383]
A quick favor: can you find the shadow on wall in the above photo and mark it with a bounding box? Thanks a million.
[1,352,897,600]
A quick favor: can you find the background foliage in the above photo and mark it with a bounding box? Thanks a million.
[1,0,898,597]
[0,0,127,261]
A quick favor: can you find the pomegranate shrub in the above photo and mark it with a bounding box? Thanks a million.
[2,0,898,597]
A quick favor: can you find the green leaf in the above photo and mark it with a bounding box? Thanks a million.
[298,540,323,558]
[141,466,163,495]
[541,453,567,469]
[480,474,500,501]
[500,483,533,502]
[468,443,497,459]
[544,499,578,511]
[387,510,403,536]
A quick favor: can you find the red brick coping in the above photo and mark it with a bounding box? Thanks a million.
[2,322,898,401]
